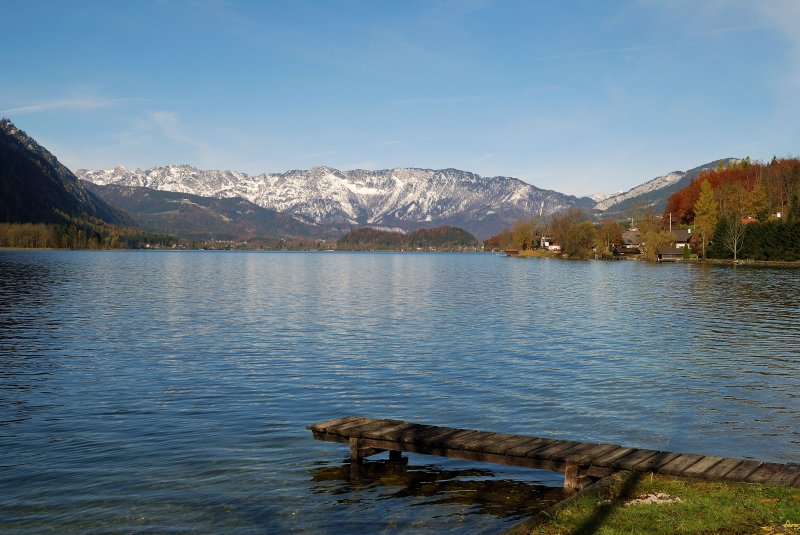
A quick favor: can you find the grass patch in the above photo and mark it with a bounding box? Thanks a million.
[519,472,800,534]
[517,249,559,258]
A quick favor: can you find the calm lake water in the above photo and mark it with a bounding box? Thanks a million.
[1,250,799,533]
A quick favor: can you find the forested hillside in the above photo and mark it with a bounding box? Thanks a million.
[0,119,127,226]
[664,158,800,260]
[337,226,479,251]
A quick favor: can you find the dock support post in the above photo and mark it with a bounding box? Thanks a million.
[389,450,403,462]
[349,437,365,464]
[349,437,385,464]
[564,462,579,492]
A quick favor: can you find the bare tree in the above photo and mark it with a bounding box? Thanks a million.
[722,215,746,261]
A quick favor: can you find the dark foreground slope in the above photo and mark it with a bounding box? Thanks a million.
[0,119,128,225]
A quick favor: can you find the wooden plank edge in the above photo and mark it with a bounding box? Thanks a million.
[307,415,365,432]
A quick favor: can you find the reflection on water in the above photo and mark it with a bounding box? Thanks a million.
[310,458,566,522]
[1,250,799,533]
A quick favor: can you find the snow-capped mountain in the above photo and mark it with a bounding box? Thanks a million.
[593,171,686,211]
[586,191,618,203]
[77,165,594,238]
[593,159,739,217]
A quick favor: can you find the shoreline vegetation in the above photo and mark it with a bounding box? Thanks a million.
[512,248,800,267]
[507,472,800,534]
[0,222,484,252]
[490,157,800,264]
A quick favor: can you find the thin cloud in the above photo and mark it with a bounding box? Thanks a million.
[395,95,483,106]
[112,111,215,162]
[1,97,149,114]
[529,43,673,62]
[695,25,763,37]
[528,23,760,63]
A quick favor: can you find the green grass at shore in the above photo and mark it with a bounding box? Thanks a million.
[517,249,560,258]
[516,472,800,534]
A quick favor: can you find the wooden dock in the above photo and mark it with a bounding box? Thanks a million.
[308,416,800,491]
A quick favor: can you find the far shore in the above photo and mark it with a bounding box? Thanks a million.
[509,248,800,267]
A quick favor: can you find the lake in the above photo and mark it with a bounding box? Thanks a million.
[1,250,799,533]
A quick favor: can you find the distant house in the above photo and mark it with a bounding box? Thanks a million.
[617,230,642,257]
[657,248,685,262]
[622,230,641,247]
[541,236,561,252]
[741,217,758,225]
[672,229,693,249]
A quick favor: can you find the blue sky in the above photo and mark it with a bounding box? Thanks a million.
[2,0,799,196]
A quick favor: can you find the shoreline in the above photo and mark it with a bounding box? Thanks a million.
[510,248,800,267]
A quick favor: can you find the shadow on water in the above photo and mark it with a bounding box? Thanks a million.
[309,458,567,521]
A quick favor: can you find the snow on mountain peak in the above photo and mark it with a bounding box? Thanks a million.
[593,171,686,211]
[75,164,593,238]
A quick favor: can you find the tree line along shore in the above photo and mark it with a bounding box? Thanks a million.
[487,157,800,263]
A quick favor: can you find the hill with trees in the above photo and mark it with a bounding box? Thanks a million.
[337,226,479,251]
[664,158,800,261]
[0,118,168,249]
[597,159,737,221]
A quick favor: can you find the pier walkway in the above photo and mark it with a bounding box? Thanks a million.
[309,416,800,491]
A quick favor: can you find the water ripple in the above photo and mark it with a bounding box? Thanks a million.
[1,251,799,533]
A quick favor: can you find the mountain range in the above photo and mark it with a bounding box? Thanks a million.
[78,160,736,239]
[1,117,737,241]
[77,165,595,239]
[81,182,329,241]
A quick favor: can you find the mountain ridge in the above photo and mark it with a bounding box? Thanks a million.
[596,158,739,219]
[82,181,331,241]
[77,164,594,239]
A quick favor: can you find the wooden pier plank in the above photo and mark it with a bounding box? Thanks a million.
[484,436,543,455]
[349,419,408,439]
[308,415,365,433]
[722,460,763,481]
[406,425,459,444]
[524,440,582,460]
[309,417,799,489]
[699,458,743,480]
[657,454,705,476]
[681,456,725,478]
[766,464,800,487]
[504,437,556,457]
[385,423,442,442]
[460,432,517,452]
[448,431,498,450]
[587,446,635,468]
[363,420,424,441]
[612,449,661,471]
[745,462,786,484]
[435,429,483,449]
[553,442,620,465]
[327,417,383,436]
[627,451,681,472]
